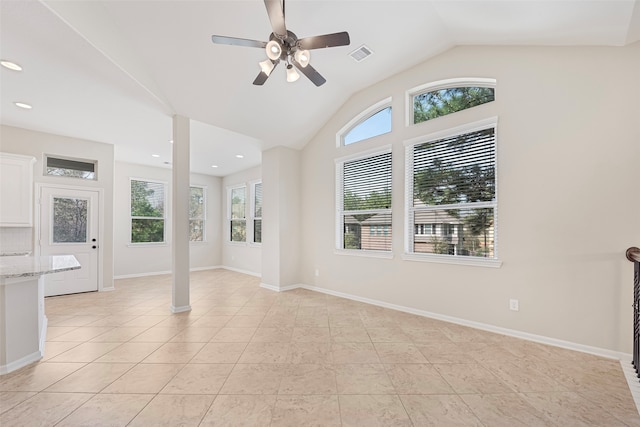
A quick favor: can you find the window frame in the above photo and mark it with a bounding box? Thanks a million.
[189,185,206,243]
[403,117,501,268]
[249,180,263,245]
[44,154,98,180]
[129,177,167,246]
[336,97,392,147]
[227,184,247,244]
[406,78,496,127]
[335,145,393,259]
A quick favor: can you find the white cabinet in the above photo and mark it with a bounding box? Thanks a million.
[0,153,36,227]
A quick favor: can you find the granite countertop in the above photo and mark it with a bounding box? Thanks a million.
[0,255,81,279]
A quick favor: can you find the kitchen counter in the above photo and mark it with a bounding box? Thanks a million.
[0,254,81,375]
[0,254,81,279]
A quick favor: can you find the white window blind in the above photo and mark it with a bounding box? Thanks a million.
[337,150,392,252]
[407,122,497,258]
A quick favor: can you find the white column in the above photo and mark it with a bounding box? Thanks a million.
[171,115,191,313]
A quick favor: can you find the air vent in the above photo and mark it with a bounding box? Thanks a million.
[349,45,373,62]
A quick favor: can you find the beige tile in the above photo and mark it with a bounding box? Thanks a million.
[0,362,85,392]
[102,363,183,393]
[52,315,105,327]
[120,315,168,328]
[295,315,329,327]
[400,327,452,343]
[287,342,333,364]
[238,342,290,363]
[46,362,134,393]
[142,342,205,363]
[278,364,337,395]
[400,394,483,426]
[339,394,412,426]
[415,342,484,364]
[56,393,154,427]
[384,364,454,394]
[0,392,92,426]
[482,360,567,392]
[49,326,115,342]
[366,327,413,343]
[189,315,233,328]
[46,326,80,340]
[331,342,380,364]
[271,395,340,427]
[95,342,163,363]
[161,364,233,394]
[520,391,628,426]
[129,327,182,342]
[170,327,220,342]
[335,364,395,394]
[460,393,552,426]
[210,327,257,342]
[225,315,264,327]
[48,342,122,363]
[374,342,429,363]
[85,314,140,327]
[433,363,513,394]
[89,327,148,342]
[0,391,37,415]
[128,394,214,427]
[41,341,81,361]
[330,327,371,343]
[578,388,640,426]
[251,327,294,342]
[220,364,287,394]
[291,327,330,342]
[191,342,246,363]
[200,395,276,426]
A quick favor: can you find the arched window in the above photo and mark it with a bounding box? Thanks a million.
[337,97,392,146]
[407,78,496,125]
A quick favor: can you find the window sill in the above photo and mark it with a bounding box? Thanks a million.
[248,242,262,248]
[334,249,393,259]
[226,241,248,246]
[189,240,207,245]
[402,253,502,268]
[127,242,168,248]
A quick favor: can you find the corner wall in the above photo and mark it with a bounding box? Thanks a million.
[300,43,640,354]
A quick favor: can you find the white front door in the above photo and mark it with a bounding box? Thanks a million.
[39,186,99,296]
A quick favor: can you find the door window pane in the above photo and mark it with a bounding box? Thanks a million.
[53,197,88,243]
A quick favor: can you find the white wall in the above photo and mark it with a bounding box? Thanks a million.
[221,165,262,276]
[114,161,222,277]
[0,125,115,290]
[300,43,640,354]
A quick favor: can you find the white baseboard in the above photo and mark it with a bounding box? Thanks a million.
[190,266,223,272]
[300,283,631,361]
[170,305,192,313]
[0,350,42,375]
[260,282,302,292]
[221,266,261,278]
[114,266,224,280]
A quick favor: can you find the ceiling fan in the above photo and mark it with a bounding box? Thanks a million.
[211,0,350,86]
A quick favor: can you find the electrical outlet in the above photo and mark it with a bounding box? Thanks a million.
[509,299,519,311]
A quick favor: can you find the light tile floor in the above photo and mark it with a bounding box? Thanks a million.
[1,269,639,426]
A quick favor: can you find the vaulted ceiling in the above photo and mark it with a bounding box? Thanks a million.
[1,0,638,176]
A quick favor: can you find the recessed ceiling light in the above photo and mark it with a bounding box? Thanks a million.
[151,154,160,158]
[1,60,22,71]
[14,102,32,109]
[235,154,244,159]
[211,165,218,168]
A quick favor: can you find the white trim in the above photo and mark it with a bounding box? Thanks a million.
[404,116,499,148]
[334,144,392,165]
[189,184,207,243]
[227,184,248,243]
[113,265,223,280]
[39,315,48,358]
[334,249,393,259]
[260,282,301,292]
[620,360,640,415]
[402,253,502,268]
[190,265,223,272]
[0,350,42,375]
[221,265,261,278]
[249,180,262,244]
[170,305,192,313]
[299,283,630,361]
[336,97,392,147]
[129,177,168,244]
[405,77,497,127]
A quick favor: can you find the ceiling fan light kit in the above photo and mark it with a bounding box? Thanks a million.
[211,0,350,86]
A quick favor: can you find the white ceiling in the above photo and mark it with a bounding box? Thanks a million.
[1,0,638,177]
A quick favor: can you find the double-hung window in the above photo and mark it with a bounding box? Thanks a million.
[336,148,392,254]
[252,182,263,244]
[405,118,498,263]
[229,186,246,242]
[189,186,206,242]
[130,179,166,244]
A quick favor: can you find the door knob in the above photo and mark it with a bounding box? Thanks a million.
[92,245,97,249]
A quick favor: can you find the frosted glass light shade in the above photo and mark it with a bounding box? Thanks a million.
[259,59,275,76]
[266,40,282,60]
[294,49,310,67]
[286,64,299,82]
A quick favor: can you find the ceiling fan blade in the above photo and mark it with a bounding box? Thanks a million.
[298,32,350,50]
[264,0,287,37]
[212,35,267,48]
[293,61,326,87]
[253,61,279,86]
